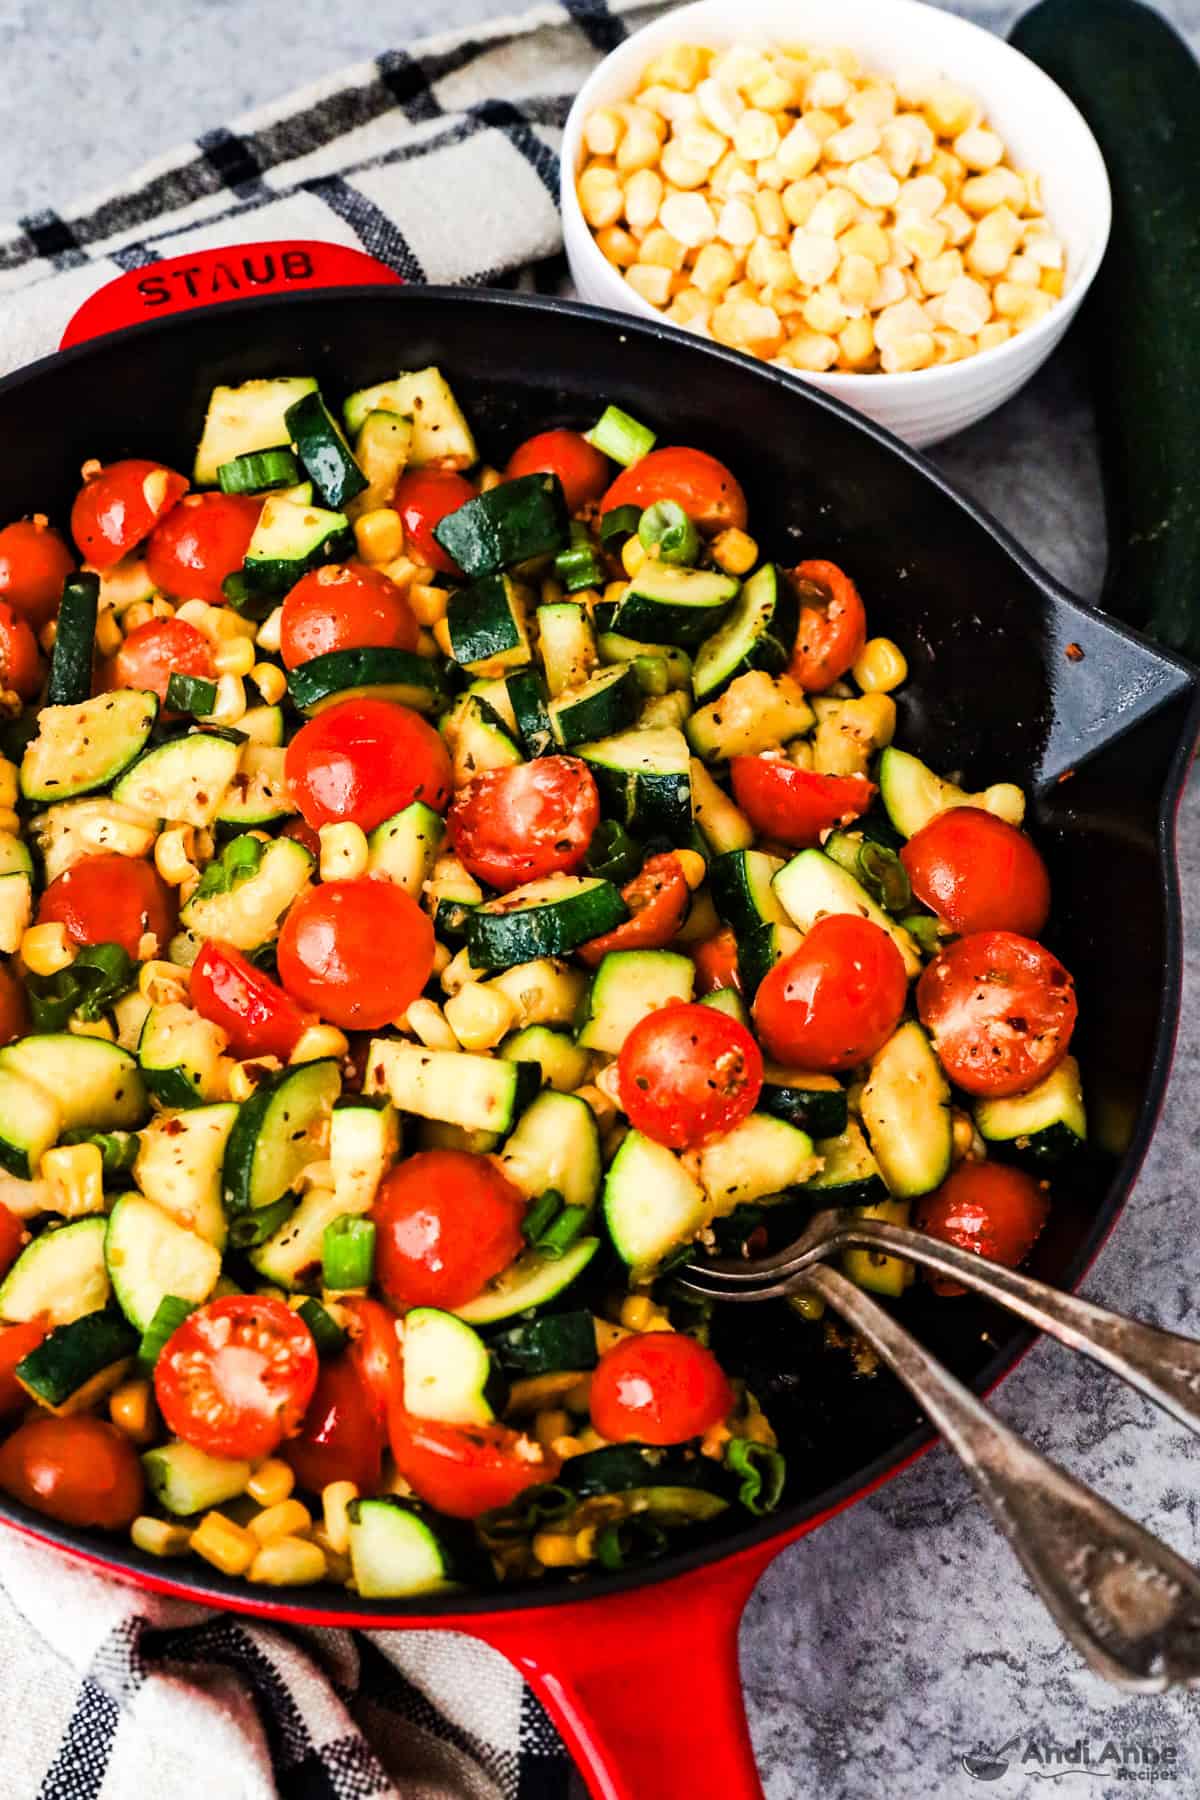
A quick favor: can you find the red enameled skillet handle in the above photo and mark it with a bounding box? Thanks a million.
[467,1543,778,1800]
[58,240,402,347]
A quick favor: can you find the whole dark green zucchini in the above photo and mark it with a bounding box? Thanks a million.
[1010,0,1200,655]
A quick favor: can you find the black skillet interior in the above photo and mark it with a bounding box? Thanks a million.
[0,287,1194,1616]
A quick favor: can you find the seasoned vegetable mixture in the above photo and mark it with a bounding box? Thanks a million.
[0,371,1084,1595]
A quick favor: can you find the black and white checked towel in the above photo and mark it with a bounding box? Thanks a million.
[0,2,665,1794]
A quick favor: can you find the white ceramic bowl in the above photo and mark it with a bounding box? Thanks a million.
[562,0,1111,447]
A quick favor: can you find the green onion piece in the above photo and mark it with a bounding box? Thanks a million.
[637,501,700,567]
[725,1438,787,1516]
[192,859,229,901]
[297,1296,348,1357]
[165,672,218,716]
[228,1193,297,1250]
[27,941,135,1030]
[60,1127,139,1176]
[594,1515,669,1571]
[221,571,276,621]
[568,519,591,547]
[587,406,657,468]
[522,1188,564,1245]
[857,841,912,915]
[216,446,301,496]
[899,913,942,955]
[536,1204,589,1260]
[584,819,642,884]
[222,834,264,888]
[553,543,606,593]
[631,654,670,697]
[138,1295,197,1368]
[26,969,81,1034]
[323,1216,377,1290]
[598,504,643,546]
[479,1482,576,1540]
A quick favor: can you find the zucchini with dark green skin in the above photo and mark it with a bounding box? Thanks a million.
[434,474,568,577]
[46,574,99,707]
[1010,0,1200,653]
[287,648,447,715]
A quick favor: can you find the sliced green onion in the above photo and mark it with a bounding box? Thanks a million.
[323,1215,377,1290]
[223,834,263,886]
[217,446,301,495]
[222,571,277,621]
[138,1295,197,1368]
[587,406,656,468]
[27,941,135,1032]
[857,841,911,915]
[594,1515,669,1571]
[584,820,641,884]
[536,1205,589,1260]
[599,504,643,547]
[479,1482,576,1540]
[228,1194,298,1249]
[899,912,942,955]
[554,543,606,593]
[165,672,218,717]
[725,1438,786,1516]
[297,1296,349,1357]
[522,1188,564,1245]
[637,501,700,567]
[60,1127,139,1176]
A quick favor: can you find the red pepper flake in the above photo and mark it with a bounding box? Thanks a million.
[1065,642,1084,662]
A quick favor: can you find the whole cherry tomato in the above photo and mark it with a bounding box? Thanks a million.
[690,926,742,996]
[0,602,41,700]
[37,853,176,960]
[917,930,1078,1099]
[0,518,75,630]
[916,1161,1050,1296]
[388,1408,561,1520]
[393,470,476,576]
[154,1295,319,1462]
[0,1320,46,1417]
[110,617,215,709]
[342,1296,404,1424]
[506,429,610,513]
[617,1001,762,1151]
[448,757,599,891]
[145,491,260,605]
[590,1333,734,1445]
[283,1353,385,1495]
[578,853,690,966]
[286,698,452,833]
[601,447,748,532]
[372,1149,526,1311]
[281,817,321,859]
[277,879,434,1031]
[280,562,419,670]
[901,808,1051,938]
[753,915,908,1072]
[786,560,868,693]
[71,459,188,570]
[0,1415,144,1530]
[730,757,875,847]
[190,940,312,1060]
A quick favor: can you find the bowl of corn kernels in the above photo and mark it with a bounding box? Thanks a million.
[561,0,1110,447]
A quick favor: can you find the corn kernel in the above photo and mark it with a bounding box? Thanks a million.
[68,1014,116,1042]
[289,1022,350,1065]
[405,997,460,1051]
[939,275,993,334]
[213,635,255,678]
[710,529,758,577]
[250,1499,313,1544]
[578,164,624,230]
[659,192,716,249]
[533,1531,589,1568]
[211,673,246,726]
[249,1536,328,1586]
[621,535,647,578]
[138,958,188,1005]
[782,328,839,372]
[838,316,876,369]
[596,224,640,267]
[691,243,737,298]
[836,253,879,308]
[95,610,123,657]
[353,507,405,565]
[625,263,672,308]
[666,288,713,329]
[711,298,783,354]
[620,1293,669,1332]
[21,922,73,977]
[616,107,664,176]
[255,607,284,654]
[318,821,369,883]
[191,1511,257,1577]
[853,636,908,694]
[109,1379,155,1444]
[444,981,518,1052]
[977,320,1013,352]
[644,43,706,91]
[808,189,858,238]
[839,219,889,266]
[672,848,708,889]
[131,1517,191,1558]
[923,81,977,139]
[228,1055,281,1103]
[250,662,287,706]
[638,226,688,272]
[1040,267,1064,299]
[154,826,197,888]
[322,1480,359,1555]
[585,107,626,157]
[247,1459,295,1507]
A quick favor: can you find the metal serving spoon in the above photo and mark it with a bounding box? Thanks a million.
[678,1209,1200,1691]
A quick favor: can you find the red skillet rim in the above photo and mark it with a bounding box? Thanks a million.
[0,285,1195,1620]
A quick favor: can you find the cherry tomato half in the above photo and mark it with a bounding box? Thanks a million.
[286,698,452,833]
[448,756,600,891]
[110,617,215,709]
[283,1352,385,1495]
[280,562,419,670]
[0,602,41,700]
[753,914,908,1073]
[901,808,1051,938]
[690,926,741,996]
[372,1149,527,1312]
[730,757,875,848]
[190,940,312,1060]
[37,853,176,960]
[601,447,748,532]
[506,429,610,513]
[154,1295,319,1462]
[0,965,28,1047]
[393,470,476,576]
[0,1320,46,1417]
[0,1415,144,1530]
[71,459,188,570]
[342,1295,404,1424]
[916,1161,1050,1296]
[917,930,1078,1098]
[0,518,75,630]
[388,1408,561,1520]
[278,879,434,1032]
[785,560,868,693]
[145,491,260,605]
[578,853,690,966]
[0,1205,26,1285]
[618,1001,762,1151]
[590,1332,734,1445]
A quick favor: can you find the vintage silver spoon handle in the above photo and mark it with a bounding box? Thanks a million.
[828,1215,1200,1439]
[800,1263,1200,1691]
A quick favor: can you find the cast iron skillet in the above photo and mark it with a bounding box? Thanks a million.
[0,269,1195,1800]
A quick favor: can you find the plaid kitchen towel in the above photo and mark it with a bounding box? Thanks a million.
[0,0,667,1793]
